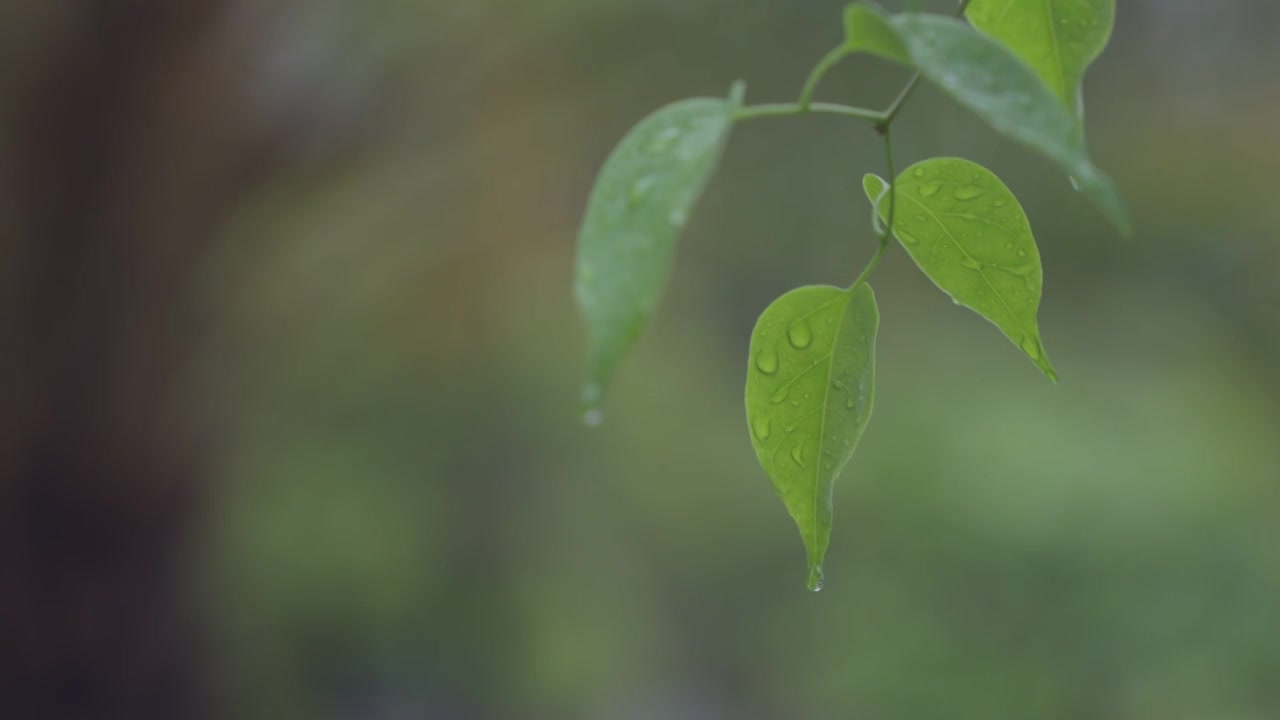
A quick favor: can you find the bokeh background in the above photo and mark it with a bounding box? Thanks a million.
[3,0,1279,718]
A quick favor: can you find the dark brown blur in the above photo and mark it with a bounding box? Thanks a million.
[1,1,1278,718]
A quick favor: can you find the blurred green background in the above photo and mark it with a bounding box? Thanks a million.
[4,0,1280,718]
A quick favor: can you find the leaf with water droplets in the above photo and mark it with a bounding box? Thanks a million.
[864,158,1057,381]
[885,13,1129,235]
[745,284,879,591]
[966,0,1115,129]
[575,82,744,417]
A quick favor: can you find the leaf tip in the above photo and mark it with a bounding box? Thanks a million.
[806,563,825,592]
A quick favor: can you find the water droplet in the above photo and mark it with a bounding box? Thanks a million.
[668,207,687,227]
[845,396,855,409]
[960,213,978,221]
[919,183,941,197]
[1004,243,1014,250]
[1017,249,1027,258]
[953,185,985,201]
[787,321,813,349]
[993,199,1007,207]
[648,127,680,154]
[1068,175,1082,191]
[1021,336,1041,360]
[975,230,984,238]
[960,257,981,271]
[898,231,919,245]
[831,379,844,389]
[628,175,656,207]
[751,416,772,441]
[913,167,926,178]
[755,348,779,375]
[582,408,604,427]
[790,444,806,468]
[915,215,928,223]
[807,565,824,592]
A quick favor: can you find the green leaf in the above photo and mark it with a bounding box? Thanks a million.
[575,82,744,418]
[745,284,879,591]
[863,158,1057,381]
[886,13,1130,235]
[843,3,910,64]
[966,0,1116,125]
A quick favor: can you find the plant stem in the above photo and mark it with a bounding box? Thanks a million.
[798,46,850,112]
[850,125,897,292]
[734,101,882,123]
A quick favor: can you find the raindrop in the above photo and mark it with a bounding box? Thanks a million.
[960,258,981,271]
[807,565,824,592]
[668,208,688,227]
[787,321,813,349]
[993,199,1007,207]
[919,183,941,198]
[770,386,789,404]
[831,379,844,389]
[952,185,985,201]
[1017,249,1027,258]
[915,215,928,223]
[790,444,807,468]
[582,408,604,427]
[647,127,680,154]
[628,175,656,207]
[751,416,772,441]
[755,348,779,375]
[913,167,926,178]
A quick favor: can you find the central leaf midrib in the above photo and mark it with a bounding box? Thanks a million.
[809,292,852,565]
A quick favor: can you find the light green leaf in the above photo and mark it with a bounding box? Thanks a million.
[887,13,1130,235]
[575,82,744,418]
[966,0,1116,125]
[863,158,1056,381]
[745,284,878,591]
[843,3,910,64]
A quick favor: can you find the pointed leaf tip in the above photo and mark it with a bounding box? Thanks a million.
[745,284,879,589]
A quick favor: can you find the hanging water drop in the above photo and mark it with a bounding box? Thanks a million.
[807,565,824,592]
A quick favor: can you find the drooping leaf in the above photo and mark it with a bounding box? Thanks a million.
[863,158,1056,381]
[745,284,878,591]
[966,0,1116,126]
[886,13,1130,235]
[575,82,744,418]
[842,3,910,64]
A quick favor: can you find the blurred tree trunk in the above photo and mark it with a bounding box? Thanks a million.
[0,2,277,716]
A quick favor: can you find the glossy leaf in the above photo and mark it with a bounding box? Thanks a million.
[575,82,744,417]
[843,3,910,64]
[966,0,1116,125]
[887,13,1130,235]
[863,158,1056,381]
[745,284,878,591]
